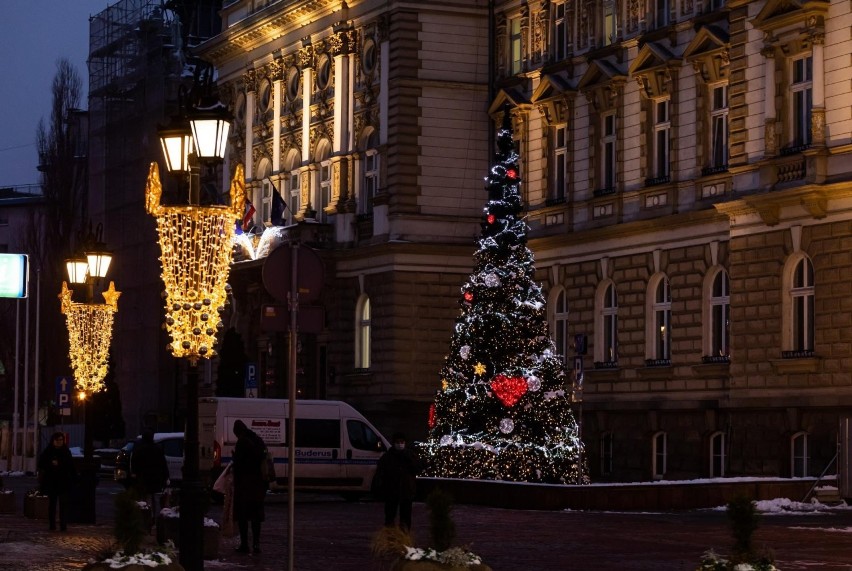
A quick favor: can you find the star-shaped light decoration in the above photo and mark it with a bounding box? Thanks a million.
[473,362,487,376]
[441,379,449,391]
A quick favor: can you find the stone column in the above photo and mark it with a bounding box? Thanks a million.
[811,34,825,146]
[762,47,776,157]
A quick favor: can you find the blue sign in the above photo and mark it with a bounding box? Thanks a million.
[0,253,28,298]
[245,363,258,389]
[55,376,72,416]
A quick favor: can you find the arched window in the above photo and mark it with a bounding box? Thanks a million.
[652,431,667,479]
[646,274,671,364]
[791,431,809,477]
[285,150,301,225]
[595,281,618,366]
[792,257,814,352]
[549,286,569,364]
[361,130,380,215]
[709,431,726,478]
[355,294,371,369]
[782,254,815,356]
[600,431,614,476]
[703,268,730,362]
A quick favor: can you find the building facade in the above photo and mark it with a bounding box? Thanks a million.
[198,0,852,482]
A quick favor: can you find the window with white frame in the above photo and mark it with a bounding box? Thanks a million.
[261,178,272,225]
[602,112,617,191]
[601,282,618,364]
[362,131,380,215]
[653,98,671,180]
[603,0,617,46]
[652,277,671,361]
[355,295,371,369]
[553,288,570,364]
[287,170,300,225]
[791,432,808,477]
[709,83,728,170]
[509,16,523,75]
[600,431,614,476]
[655,0,669,27]
[653,431,667,479]
[553,1,568,61]
[553,125,568,202]
[319,161,332,223]
[791,257,815,352]
[710,431,726,478]
[710,269,730,359]
[791,54,813,148]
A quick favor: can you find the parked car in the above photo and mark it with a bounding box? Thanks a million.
[114,432,184,488]
[94,447,122,477]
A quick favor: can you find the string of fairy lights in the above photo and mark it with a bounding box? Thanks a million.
[59,281,121,394]
[145,162,245,363]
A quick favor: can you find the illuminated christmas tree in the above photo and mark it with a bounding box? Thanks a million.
[420,111,586,484]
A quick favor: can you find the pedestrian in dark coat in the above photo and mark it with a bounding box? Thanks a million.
[232,419,267,554]
[375,432,422,531]
[37,432,77,531]
[130,429,169,516]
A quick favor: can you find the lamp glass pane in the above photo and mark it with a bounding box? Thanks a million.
[86,252,112,278]
[66,259,89,284]
[160,133,191,172]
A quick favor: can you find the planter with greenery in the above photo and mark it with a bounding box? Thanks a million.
[372,489,492,571]
[696,496,778,571]
[83,489,184,570]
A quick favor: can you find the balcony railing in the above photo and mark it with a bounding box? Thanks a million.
[594,360,619,369]
[644,175,670,187]
[645,358,671,367]
[701,165,728,177]
[701,355,730,364]
[593,187,617,197]
[781,350,815,359]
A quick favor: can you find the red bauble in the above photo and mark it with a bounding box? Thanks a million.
[487,214,496,224]
[428,403,436,429]
[464,291,474,303]
[506,168,517,179]
[490,374,528,407]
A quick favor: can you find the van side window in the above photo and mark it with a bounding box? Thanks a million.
[347,420,382,451]
[161,438,183,458]
[294,419,341,448]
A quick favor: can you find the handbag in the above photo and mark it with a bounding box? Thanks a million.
[213,462,233,494]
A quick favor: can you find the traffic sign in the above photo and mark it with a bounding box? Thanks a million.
[55,376,72,416]
[245,362,258,398]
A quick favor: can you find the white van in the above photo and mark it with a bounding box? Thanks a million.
[199,397,389,495]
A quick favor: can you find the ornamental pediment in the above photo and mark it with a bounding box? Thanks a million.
[750,0,828,33]
[684,25,730,83]
[629,42,680,98]
[531,74,575,124]
[578,59,626,113]
[488,86,532,117]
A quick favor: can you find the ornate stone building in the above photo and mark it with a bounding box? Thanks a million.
[198,0,491,436]
[199,0,852,482]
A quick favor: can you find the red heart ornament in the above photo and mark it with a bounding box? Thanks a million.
[490,374,527,407]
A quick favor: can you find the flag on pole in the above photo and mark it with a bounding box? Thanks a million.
[269,179,288,226]
[242,200,256,231]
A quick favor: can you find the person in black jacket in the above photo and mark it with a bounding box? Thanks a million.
[37,432,77,531]
[130,429,169,517]
[375,432,422,531]
[232,419,267,554]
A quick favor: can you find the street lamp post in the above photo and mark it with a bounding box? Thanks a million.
[147,85,241,571]
[60,223,119,457]
[60,223,119,523]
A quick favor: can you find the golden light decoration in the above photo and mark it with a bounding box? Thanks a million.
[59,281,120,394]
[145,162,245,364]
[473,362,487,376]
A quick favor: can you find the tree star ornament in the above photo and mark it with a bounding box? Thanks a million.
[442,379,449,391]
[473,362,487,376]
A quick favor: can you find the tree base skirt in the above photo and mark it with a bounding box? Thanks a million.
[391,561,492,571]
[84,563,185,571]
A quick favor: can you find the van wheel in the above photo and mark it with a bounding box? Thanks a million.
[341,492,362,502]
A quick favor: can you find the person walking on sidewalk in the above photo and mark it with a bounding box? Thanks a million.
[130,428,169,518]
[374,432,422,531]
[232,419,267,554]
[37,432,77,532]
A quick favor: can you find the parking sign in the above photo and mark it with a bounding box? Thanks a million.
[55,376,72,416]
[245,362,258,397]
